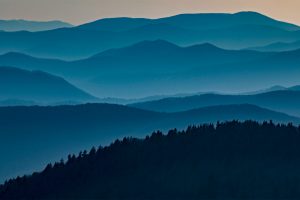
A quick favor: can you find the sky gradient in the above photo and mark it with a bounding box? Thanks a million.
[0,0,299,25]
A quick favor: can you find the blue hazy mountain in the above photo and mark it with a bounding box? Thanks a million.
[226,85,300,95]
[156,11,300,31]
[0,19,73,32]
[0,67,97,103]
[130,90,300,117]
[245,85,300,95]
[0,103,298,183]
[78,11,299,32]
[288,85,300,91]
[17,25,300,59]
[0,12,299,59]
[77,17,150,32]
[0,40,271,72]
[241,85,287,95]
[0,52,70,76]
[0,99,37,107]
[1,40,300,98]
[248,40,300,52]
[106,85,300,105]
[0,28,121,60]
[85,40,272,73]
[0,40,278,97]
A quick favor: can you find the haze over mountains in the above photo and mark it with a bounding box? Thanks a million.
[0,19,73,32]
[0,67,97,104]
[130,90,300,117]
[248,40,300,52]
[1,10,300,193]
[0,11,299,60]
[0,39,300,98]
[0,103,298,183]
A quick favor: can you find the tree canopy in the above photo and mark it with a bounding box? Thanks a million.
[1,120,300,199]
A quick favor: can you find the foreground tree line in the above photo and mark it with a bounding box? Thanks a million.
[2,120,300,199]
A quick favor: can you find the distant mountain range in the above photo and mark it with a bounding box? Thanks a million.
[245,85,300,94]
[0,67,97,103]
[242,85,288,95]
[80,85,300,105]
[2,10,300,198]
[0,103,298,183]
[78,11,299,32]
[0,99,37,107]
[0,19,73,32]
[0,39,273,74]
[248,40,300,52]
[1,40,300,98]
[0,12,299,60]
[130,89,300,117]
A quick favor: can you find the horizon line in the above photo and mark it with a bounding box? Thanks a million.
[1,10,299,27]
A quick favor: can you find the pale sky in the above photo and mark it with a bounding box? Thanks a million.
[0,0,299,25]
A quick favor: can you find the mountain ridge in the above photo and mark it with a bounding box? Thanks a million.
[2,40,300,98]
[0,11,299,60]
[0,103,298,183]
[2,120,300,199]
[0,19,73,32]
[0,66,97,103]
[77,11,300,32]
[247,40,300,52]
[129,90,300,117]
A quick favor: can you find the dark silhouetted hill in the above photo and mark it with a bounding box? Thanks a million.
[2,121,300,199]
[0,103,298,183]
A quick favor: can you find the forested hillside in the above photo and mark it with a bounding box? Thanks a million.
[2,121,300,199]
